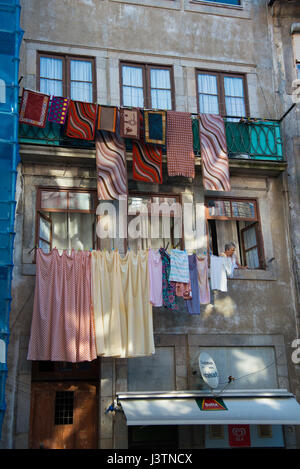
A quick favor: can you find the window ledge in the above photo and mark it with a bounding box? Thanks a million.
[208,267,277,281]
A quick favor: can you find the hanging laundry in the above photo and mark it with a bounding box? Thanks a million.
[192,117,201,154]
[132,139,162,184]
[65,100,97,140]
[19,89,50,128]
[196,256,210,304]
[169,248,190,283]
[95,128,128,200]
[91,250,155,358]
[144,110,166,146]
[97,105,118,132]
[210,255,234,292]
[166,111,195,178]
[185,254,201,315]
[148,248,163,307]
[27,248,97,363]
[199,113,231,191]
[159,248,178,310]
[48,96,70,125]
[119,107,141,139]
[174,281,192,300]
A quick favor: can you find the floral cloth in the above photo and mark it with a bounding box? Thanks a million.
[159,248,178,310]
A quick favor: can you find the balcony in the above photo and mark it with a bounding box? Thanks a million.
[18,116,285,165]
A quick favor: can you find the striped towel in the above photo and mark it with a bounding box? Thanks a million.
[95,129,128,200]
[169,249,190,283]
[132,139,162,184]
[167,111,195,178]
[199,113,231,191]
[66,100,97,140]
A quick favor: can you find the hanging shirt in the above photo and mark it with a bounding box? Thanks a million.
[148,248,163,307]
[159,248,178,310]
[169,249,190,283]
[210,255,234,292]
[185,254,201,315]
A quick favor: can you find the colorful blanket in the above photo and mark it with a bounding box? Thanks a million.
[199,113,231,191]
[95,129,128,200]
[48,96,70,125]
[166,111,195,178]
[66,100,97,140]
[19,89,50,128]
[132,139,162,184]
[144,110,166,145]
[97,105,117,132]
[120,107,140,139]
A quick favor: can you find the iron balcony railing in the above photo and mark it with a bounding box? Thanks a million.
[18,115,284,162]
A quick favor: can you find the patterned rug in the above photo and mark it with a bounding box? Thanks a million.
[97,105,117,132]
[166,111,195,178]
[66,100,97,140]
[199,113,231,191]
[120,107,140,139]
[95,129,128,200]
[19,89,50,128]
[132,139,162,184]
[48,96,70,125]
[144,110,166,145]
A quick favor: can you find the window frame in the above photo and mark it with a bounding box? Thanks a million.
[120,61,176,110]
[37,51,97,102]
[196,69,250,118]
[127,191,184,251]
[205,196,265,269]
[35,187,99,253]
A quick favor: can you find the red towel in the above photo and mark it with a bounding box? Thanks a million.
[166,111,195,178]
[19,89,50,128]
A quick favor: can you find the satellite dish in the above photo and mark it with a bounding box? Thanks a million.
[198,352,219,389]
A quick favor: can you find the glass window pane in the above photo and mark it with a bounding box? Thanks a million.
[151,89,172,110]
[40,57,63,80]
[122,65,143,87]
[208,200,231,217]
[123,86,144,108]
[52,212,68,250]
[68,192,94,210]
[201,0,240,5]
[243,225,257,250]
[39,216,51,242]
[297,63,300,79]
[70,81,93,102]
[70,60,92,82]
[246,247,260,269]
[69,213,94,250]
[150,69,171,89]
[40,78,63,97]
[224,76,245,117]
[198,74,218,94]
[41,191,68,210]
[199,94,219,115]
[38,239,50,253]
[232,201,255,219]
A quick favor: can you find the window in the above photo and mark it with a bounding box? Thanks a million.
[36,188,98,253]
[38,52,96,102]
[127,194,183,251]
[120,62,174,110]
[297,63,300,79]
[196,70,248,118]
[54,391,74,425]
[205,197,265,269]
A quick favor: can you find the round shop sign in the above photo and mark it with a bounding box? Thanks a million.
[198,352,219,389]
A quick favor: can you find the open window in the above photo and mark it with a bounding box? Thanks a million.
[127,193,183,252]
[205,197,265,269]
[36,188,98,253]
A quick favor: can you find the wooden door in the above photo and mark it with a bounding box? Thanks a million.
[29,381,98,449]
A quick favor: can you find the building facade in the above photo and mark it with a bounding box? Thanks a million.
[1,0,300,449]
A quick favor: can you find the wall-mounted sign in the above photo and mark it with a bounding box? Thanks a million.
[198,352,219,389]
[196,397,227,411]
[228,425,251,447]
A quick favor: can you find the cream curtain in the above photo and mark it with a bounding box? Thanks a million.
[91,250,155,358]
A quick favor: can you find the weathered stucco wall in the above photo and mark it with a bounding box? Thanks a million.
[1,0,300,450]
